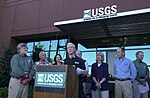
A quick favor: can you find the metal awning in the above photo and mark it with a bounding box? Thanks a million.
[54,8,150,48]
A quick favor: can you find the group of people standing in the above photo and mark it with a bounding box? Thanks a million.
[7,43,65,98]
[34,51,63,66]
[7,42,149,98]
[7,42,88,98]
[91,47,149,98]
[114,47,149,98]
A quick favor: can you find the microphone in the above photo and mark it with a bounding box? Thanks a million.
[60,60,64,63]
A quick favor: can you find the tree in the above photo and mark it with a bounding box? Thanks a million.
[0,47,13,87]
[32,42,45,62]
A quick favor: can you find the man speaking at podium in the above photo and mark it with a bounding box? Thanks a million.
[64,42,88,98]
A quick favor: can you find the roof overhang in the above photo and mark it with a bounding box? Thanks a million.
[54,8,150,48]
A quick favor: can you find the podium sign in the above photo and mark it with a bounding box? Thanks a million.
[35,65,66,94]
[33,65,79,98]
[35,72,66,88]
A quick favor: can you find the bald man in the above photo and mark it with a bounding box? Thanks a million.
[76,50,89,96]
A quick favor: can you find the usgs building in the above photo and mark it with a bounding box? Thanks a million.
[0,0,150,91]
[0,0,150,97]
[0,0,150,75]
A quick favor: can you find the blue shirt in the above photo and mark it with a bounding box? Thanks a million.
[114,57,137,81]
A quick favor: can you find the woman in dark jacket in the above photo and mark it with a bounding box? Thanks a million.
[91,52,109,98]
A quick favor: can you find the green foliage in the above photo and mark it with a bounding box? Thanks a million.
[48,58,54,64]
[0,87,8,98]
[36,42,45,50]
[0,85,34,98]
[32,42,45,62]
[28,82,34,98]
[0,47,13,87]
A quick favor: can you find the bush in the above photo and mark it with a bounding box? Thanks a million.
[32,42,45,62]
[0,47,13,87]
[0,87,8,98]
[28,80,34,98]
[0,85,34,98]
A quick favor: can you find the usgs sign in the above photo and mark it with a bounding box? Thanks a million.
[35,72,66,88]
[83,5,117,21]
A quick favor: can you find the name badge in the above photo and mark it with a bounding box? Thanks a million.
[124,62,128,66]
[28,60,31,64]
[74,61,79,64]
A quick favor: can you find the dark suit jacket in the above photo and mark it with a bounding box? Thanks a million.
[91,62,109,91]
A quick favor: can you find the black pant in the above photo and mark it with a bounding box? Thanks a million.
[79,82,85,98]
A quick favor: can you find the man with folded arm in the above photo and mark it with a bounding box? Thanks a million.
[133,51,149,98]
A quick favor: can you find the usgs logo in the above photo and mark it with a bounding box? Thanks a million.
[35,72,66,88]
[84,5,117,20]
[37,73,64,83]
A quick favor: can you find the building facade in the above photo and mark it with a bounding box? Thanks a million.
[0,0,150,54]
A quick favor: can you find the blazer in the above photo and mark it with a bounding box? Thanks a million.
[91,62,109,91]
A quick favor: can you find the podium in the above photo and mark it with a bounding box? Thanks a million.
[33,65,79,98]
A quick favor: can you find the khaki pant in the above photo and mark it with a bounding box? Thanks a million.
[92,89,109,98]
[115,80,132,98]
[8,77,29,98]
[133,80,148,98]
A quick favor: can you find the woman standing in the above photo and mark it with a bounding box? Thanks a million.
[91,52,109,98]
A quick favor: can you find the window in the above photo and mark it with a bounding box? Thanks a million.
[27,39,67,63]
[27,41,150,76]
[40,41,50,50]
[27,42,33,52]
[82,52,96,65]
[51,40,58,50]
[126,49,150,65]
[58,51,66,60]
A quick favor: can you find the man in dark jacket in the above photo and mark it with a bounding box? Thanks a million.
[64,42,88,98]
